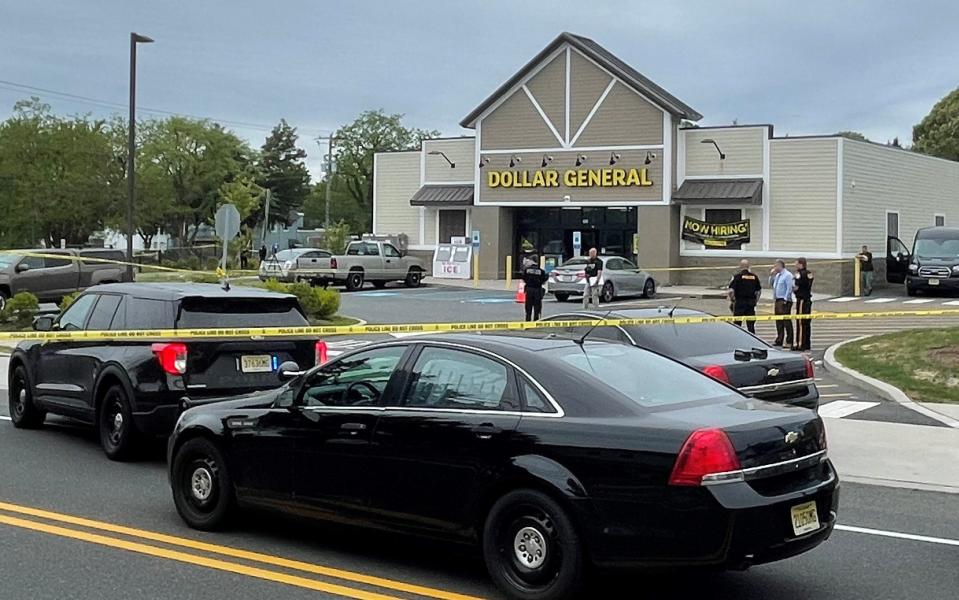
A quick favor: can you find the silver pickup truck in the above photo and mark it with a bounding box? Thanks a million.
[0,248,131,310]
[285,241,426,291]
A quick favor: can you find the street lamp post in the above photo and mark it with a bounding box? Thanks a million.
[127,32,153,281]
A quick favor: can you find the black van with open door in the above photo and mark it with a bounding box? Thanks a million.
[888,227,959,295]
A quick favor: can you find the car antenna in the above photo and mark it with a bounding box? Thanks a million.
[667,304,679,318]
[574,310,614,346]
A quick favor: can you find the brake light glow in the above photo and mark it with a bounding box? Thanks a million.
[330,257,338,269]
[151,343,187,375]
[702,364,730,384]
[315,340,329,365]
[805,356,815,379]
[575,271,586,279]
[669,428,742,486]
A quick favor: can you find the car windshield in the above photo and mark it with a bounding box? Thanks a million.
[0,253,19,268]
[272,250,302,261]
[546,342,733,407]
[629,321,764,358]
[914,238,959,260]
[176,298,309,328]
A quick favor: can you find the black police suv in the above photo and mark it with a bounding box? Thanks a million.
[7,283,324,459]
[542,308,819,410]
[168,334,837,600]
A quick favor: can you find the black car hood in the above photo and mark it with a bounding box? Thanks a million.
[183,387,282,410]
[914,258,959,267]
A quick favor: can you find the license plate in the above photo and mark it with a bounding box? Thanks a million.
[928,278,940,286]
[790,501,820,536]
[559,275,574,282]
[240,355,273,373]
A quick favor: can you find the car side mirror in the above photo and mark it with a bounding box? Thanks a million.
[15,263,30,273]
[33,315,55,331]
[277,360,303,382]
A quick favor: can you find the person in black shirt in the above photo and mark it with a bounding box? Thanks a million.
[793,257,814,351]
[728,259,762,333]
[582,248,604,309]
[521,256,548,321]
[258,244,267,263]
[856,245,874,296]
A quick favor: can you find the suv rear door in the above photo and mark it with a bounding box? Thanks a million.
[175,296,315,397]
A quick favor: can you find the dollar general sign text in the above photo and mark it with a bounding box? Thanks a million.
[487,167,653,188]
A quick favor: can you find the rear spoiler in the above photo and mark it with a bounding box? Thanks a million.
[734,348,768,362]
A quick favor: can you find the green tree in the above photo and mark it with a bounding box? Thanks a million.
[836,131,869,142]
[913,87,959,161]
[334,110,439,231]
[303,179,366,233]
[257,119,311,226]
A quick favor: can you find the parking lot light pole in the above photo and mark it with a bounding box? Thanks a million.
[127,32,153,281]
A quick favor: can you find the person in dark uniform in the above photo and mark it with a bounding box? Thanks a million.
[793,257,814,351]
[728,259,762,333]
[258,244,267,262]
[521,255,548,321]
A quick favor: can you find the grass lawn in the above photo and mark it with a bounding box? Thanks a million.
[312,315,360,327]
[835,327,959,404]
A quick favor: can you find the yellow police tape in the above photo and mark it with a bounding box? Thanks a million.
[2,309,958,342]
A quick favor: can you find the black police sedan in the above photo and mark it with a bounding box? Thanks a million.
[168,333,838,600]
[542,308,819,410]
[8,283,324,460]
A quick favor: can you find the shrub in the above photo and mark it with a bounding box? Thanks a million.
[263,279,340,321]
[59,292,80,312]
[2,291,40,329]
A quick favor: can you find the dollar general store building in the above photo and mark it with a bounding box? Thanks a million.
[373,32,959,295]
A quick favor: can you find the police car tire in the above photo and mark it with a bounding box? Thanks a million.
[553,293,570,302]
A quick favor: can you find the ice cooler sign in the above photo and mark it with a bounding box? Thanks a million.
[432,243,472,280]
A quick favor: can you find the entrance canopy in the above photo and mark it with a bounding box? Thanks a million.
[410,184,474,207]
[672,178,763,205]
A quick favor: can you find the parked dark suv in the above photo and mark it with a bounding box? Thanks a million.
[7,283,324,459]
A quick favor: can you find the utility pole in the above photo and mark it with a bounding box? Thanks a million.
[126,32,154,281]
[261,188,271,244]
[315,135,335,229]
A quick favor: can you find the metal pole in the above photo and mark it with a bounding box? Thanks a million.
[126,33,137,281]
[324,136,334,229]
[262,188,271,244]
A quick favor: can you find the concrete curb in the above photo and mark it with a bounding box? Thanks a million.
[823,336,959,428]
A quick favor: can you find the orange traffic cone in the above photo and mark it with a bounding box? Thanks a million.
[515,281,526,303]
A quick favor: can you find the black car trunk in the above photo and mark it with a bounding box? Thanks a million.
[687,351,809,388]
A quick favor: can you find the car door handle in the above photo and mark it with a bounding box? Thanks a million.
[340,422,368,435]
[471,423,500,440]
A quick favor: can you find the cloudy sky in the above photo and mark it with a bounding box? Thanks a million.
[2,0,957,176]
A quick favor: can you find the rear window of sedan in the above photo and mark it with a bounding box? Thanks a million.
[176,298,309,328]
[546,343,733,407]
[629,322,764,358]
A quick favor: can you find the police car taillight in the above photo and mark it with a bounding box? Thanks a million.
[702,364,730,384]
[669,428,741,486]
[805,356,815,379]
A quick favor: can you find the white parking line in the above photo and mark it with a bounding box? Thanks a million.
[903,298,936,304]
[0,415,10,421]
[836,524,959,547]
[863,298,897,303]
[818,400,880,418]
[828,297,860,303]
[943,300,959,306]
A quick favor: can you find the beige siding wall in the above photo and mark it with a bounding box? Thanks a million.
[423,208,438,245]
[568,49,610,137]
[481,88,558,150]
[525,53,566,139]
[423,138,476,183]
[768,139,838,252]
[478,148,662,204]
[575,82,664,147]
[373,151,421,244]
[683,127,765,177]
[842,140,959,253]
[679,206,765,253]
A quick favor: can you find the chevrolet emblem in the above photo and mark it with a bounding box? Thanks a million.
[785,431,801,445]
[767,368,780,377]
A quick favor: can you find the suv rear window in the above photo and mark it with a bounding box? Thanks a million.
[176,297,309,328]
[629,322,762,358]
[126,297,173,330]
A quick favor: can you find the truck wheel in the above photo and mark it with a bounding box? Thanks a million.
[405,269,423,288]
[0,289,8,312]
[346,271,365,291]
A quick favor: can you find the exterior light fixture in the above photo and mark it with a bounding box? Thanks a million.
[478,156,490,168]
[541,154,553,168]
[575,154,588,166]
[609,152,620,166]
[644,151,656,165]
[428,150,455,168]
[700,138,726,160]
[509,155,522,168]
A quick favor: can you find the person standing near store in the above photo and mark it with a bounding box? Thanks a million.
[728,259,762,333]
[856,245,874,296]
[583,248,603,310]
[770,259,795,348]
[793,257,814,351]
[521,255,548,321]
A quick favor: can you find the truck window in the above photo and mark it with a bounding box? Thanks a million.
[176,297,309,328]
[80,250,125,265]
[86,294,123,330]
[346,243,361,256]
[126,298,173,330]
[364,243,380,256]
[20,256,45,270]
[44,253,73,268]
[383,244,401,258]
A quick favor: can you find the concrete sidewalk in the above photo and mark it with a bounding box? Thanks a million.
[825,417,959,493]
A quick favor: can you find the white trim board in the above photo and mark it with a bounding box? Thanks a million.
[474,199,669,207]
[569,78,616,146]
[471,45,569,127]
[522,85,566,147]
[478,143,663,155]
[371,153,378,235]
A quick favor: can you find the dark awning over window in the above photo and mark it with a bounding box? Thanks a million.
[409,184,474,207]
[672,178,763,205]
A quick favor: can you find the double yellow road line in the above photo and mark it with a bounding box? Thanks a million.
[0,500,485,600]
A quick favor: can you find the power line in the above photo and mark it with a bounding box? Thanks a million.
[0,79,332,137]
